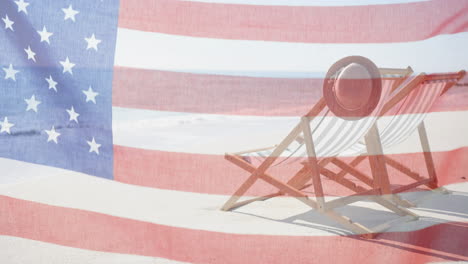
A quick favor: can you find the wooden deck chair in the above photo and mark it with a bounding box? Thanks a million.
[329,70,467,203]
[276,71,466,210]
[221,56,417,238]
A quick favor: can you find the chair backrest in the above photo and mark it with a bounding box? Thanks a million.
[291,69,411,159]
[381,72,464,148]
[245,68,413,165]
[242,62,413,165]
[343,71,465,155]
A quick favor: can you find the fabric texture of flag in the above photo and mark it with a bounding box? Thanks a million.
[0,0,118,179]
[1,0,468,263]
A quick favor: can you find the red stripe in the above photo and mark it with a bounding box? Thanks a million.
[112,67,468,116]
[1,195,467,264]
[118,0,468,43]
[114,146,468,196]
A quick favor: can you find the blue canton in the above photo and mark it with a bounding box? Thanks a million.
[0,0,120,179]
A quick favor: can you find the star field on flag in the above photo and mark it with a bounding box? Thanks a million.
[0,0,119,179]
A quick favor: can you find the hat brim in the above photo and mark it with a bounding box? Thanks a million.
[323,56,382,119]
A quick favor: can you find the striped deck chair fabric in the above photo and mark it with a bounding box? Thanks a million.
[344,74,462,155]
[243,70,410,166]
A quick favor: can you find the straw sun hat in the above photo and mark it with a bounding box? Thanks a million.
[323,56,382,119]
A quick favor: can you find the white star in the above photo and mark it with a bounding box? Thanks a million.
[14,0,30,14]
[2,15,14,31]
[45,75,58,92]
[66,106,79,123]
[59,57,75,75]
[24,95,41,112]
[24,46,36,62]
[45,126,60,144]
[37,26,53,44]
[62,5,79,22]
[87,137,101,154]
[3,64,19,81]
[0,117,14,134]
[82,86,98,104]
[84,34,101,51]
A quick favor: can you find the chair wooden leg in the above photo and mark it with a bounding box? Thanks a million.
[221,123,304,211]
[320,166,417,217]
[333,156,367,181]
[324,210,374,236]
[221,172,261,211]
[364,124,416,207]
[222,151,311,211]
[223,192,282,211]
[286,165,311,190]
[332,158,374,187]
[385,157,450,192]
[287,158,333,190]
[301,117,326,210]
[223,155,331,211]
[384,152,451,205]
[228,158,329,209]
[371,196,417,217]
[222,154,273,211]
[385,156,426,181]
[365,124,392,194]
[418,122,439,189]
[259,171,376,236]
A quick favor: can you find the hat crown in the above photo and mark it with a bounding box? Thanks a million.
[334,63,374,111]
[323,56,382,119]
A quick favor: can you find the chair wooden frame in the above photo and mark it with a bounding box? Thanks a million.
[221,67,417,238]
[330,71,466,203]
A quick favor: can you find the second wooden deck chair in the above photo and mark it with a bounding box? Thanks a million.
[222,56,418,238]
[329,70,466,203]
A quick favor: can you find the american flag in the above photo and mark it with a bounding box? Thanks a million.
[1,0,468,263]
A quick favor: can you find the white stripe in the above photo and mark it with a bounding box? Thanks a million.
[182,0,428,6]
[114,29,468,75]
[0,236,188,264]
[112,107,468,155]
[0,158,467,236]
